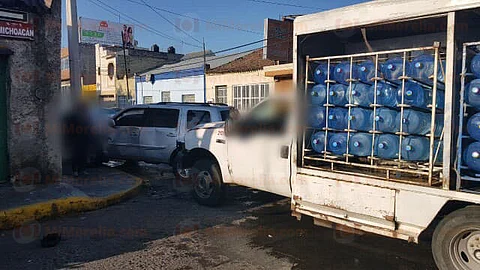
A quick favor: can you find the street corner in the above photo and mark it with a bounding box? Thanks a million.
[0,168,144,230]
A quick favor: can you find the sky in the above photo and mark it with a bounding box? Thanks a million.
[62,0,367,55]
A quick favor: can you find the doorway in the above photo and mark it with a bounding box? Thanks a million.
[0,57,7,182]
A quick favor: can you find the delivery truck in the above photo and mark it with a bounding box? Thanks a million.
[180,1,480,269]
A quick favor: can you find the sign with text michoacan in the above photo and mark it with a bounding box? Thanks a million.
[79,17,134,47]
[0,21,34,40]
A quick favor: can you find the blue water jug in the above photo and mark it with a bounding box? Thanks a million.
[374,108,399,133]
[410,54,446,83]
[471,54,480,79]
[396,109,431,135]
[397,82,427,108]
[466,79,480,109]
[467,112,480,141]
[401,136,431,161]
[313,63,333,84]
[311,132,328,154]
[349,133,375,157]
[327,107,348,130]
[308,106,326,129]
[370,82,397,107]
[376,134,400,159]
[310,84,327,105]
[328,133,348,156]
[433,114,444,137]
[464,142,480,172]
[328,84,349,106]
[348,108,373,131]
[349,83,373,107]
[357,60,377,84]
[333,61,359,85]
[426,89,445,109]
[382,57,411,82]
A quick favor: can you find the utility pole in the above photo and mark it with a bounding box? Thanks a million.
[66,0,82,103]
[203,38,207,103]
[122,31,131,106]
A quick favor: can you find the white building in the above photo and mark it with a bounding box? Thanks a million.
[136,51,251,104]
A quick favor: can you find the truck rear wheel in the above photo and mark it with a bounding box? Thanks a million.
[191,159,225,206]
[432,206,480,270]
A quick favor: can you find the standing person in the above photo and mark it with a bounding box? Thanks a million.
[64,102,92,177]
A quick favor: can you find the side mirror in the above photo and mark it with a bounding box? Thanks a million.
[108,119,116,128]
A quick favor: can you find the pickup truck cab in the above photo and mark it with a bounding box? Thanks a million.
[182,95,293,205]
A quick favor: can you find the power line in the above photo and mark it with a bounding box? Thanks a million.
[246,0,323,10]
[125,0,262,35]
[137,38,293,74]
[89,0,292,71]
[138,0,203,44]
[88,0,202,48]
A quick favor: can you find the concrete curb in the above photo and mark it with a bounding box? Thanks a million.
[0,174,143,230]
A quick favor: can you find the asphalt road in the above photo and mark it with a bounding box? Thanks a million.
[0,163,437,269]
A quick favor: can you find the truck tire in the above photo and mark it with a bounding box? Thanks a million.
[191,159,225,206]
[171,150,189,181]
[432,205,480,270]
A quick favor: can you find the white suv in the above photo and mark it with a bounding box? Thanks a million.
[105,102,231,174]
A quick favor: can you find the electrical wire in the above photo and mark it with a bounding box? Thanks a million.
[88,0,202,48]
[124,0,262,35]
[138,0,202,44]
[246,0,324,10]
[89,0,293,72]
[137,38,293,74]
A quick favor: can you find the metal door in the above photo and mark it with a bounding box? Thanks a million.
[0,57,7,182]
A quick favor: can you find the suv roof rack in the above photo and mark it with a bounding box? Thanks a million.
[154,102,229,107]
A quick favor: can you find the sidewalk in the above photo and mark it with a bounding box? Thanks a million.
[0,166,143,230]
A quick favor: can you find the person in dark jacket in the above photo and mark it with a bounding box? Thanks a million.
[64,101,92,177]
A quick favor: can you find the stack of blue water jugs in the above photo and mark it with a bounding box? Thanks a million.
[309,54,444,162]
[463,53,480,173]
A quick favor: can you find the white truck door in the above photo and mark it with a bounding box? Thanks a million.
[139,108,180,163]
[227,99,292,197]
[107,108,144,159]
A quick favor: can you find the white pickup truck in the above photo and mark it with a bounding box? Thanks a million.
[180,1,480,269]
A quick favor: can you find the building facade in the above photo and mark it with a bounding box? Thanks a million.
[0,0,62,183]
[136,51,252,104]
[206,49,276,111]
[263,63,293,93]
[60,44,96,107]
[96,45,182,108]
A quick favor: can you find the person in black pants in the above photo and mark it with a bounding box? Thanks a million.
[64,102,92,177]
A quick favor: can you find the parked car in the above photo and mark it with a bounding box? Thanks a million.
[104,102,232,176]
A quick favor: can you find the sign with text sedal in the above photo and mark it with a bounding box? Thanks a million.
[0,20,34,40]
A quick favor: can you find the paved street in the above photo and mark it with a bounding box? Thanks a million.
[0,164,437,270]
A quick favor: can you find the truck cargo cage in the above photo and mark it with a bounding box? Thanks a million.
[302,44,445,186]
[456,41,480,190]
